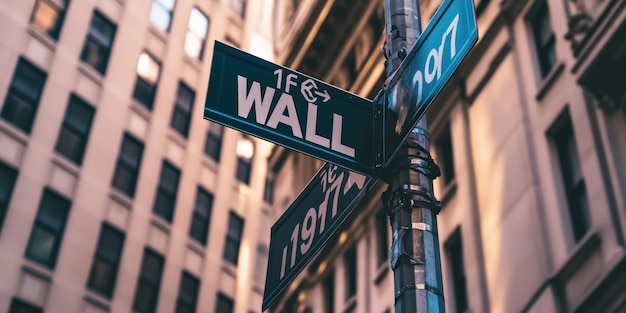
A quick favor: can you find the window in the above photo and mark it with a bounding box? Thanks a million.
[54,95,95,165]
[1,58,47,134]
[436,123,455,186]
[80,11,116,75]
[235,138,254,184]
[133,249,165,313]
[529,1,556,78]
[215,293,234,313]
[204,123,223,162]
[25,188,71,268]
[171,82,195,138]
[445,229,468,313]
[185,8,209,60]
[223,211,244,265]
[263,174,274,204]
[150,0,176,32]
[175,272,200,313]
[153,161,180,222]
[111,133,144,198]
[9,298,43,313]
[376,211,389,266]
[87,223,125,298]
[133,52,161,110]
[0,162,19,232]
[549,109,590,242]
[189,187,213,245]
[323,271,335,313]
[231,0,246,19]
[345,245,357,299]
[30,0,69,40]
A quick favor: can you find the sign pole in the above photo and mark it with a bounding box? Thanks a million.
[382,0,445,312]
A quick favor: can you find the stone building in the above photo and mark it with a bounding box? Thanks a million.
[267,0,626,312]
[0,0,277,312]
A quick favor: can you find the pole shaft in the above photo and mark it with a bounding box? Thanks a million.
[382,1,445,312]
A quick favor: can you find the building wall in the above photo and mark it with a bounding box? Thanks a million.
[268,0,626,312]
[0,0,276,312]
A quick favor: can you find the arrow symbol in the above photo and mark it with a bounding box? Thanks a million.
[343,171,366,194]
[314,90,331,102]
[301,79,318,103]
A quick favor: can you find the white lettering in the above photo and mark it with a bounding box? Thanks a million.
[286,73,298,93]
[305,103,331,148]
[237,75,275,124]
[331,114,355,157]
[266,93,303,138]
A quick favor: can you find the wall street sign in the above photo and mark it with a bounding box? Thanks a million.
[204,42,376,176]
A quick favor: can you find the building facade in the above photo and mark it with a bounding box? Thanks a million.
[0,0,278,312]
[268,0,626,312]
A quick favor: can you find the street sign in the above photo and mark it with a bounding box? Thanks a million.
[204,41,376,176]
[262,163,374,310]
[382,0,478,164]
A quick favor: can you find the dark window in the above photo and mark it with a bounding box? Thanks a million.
[189,187,213,245]
[150,0,176,32]
[153,161,180,222]
[24,188,71,268]
[30,0,69,40]
[263,174,274,204]
[550,109,590,242]
[223,211,243,265]
[323,271,335,313]
[345,245,357,299]
[445,229,468,313]
[133,52,161,110]
[204,123,223,162]
[133,249,165,313]
[87,223,125,298]
[171,83,195,138]
[436,124,455,186]
[376,211,389,266]
[175,272,200,313]
[529,1,556,78]
[0,162,19,232]
[1,58,47,134]
[9,298,43,313]
[80,11,116,75]
[111,133,144,198]
[235,138,254,185]
[215,293,234,313]
[54,95,95,165]
[185,8,209,60]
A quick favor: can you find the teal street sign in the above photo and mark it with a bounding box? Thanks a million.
[204,42,376,176]
[383,0,478,164]
[262,163,374,311]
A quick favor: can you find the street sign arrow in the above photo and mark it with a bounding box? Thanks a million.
[204,42,376,176]
[382,0,478,165]
[262,163,374,311]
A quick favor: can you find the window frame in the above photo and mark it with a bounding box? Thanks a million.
[170,82,195,138]
[184,8,210,60]
[445,228,468,313]
[80,10,117,75]
[24,188,72,269]
[215,293,234,313]
[9,298,43,313]
[204,123,223,162]
[0,162,19,233]
[133,248,165,313]
[175,271,200,313]
[54,94,95,165]
[223,211,244,265]
[153,160,181,223]
[189,187,213,245]
[526,0,557,79]
[133,52,161,110]
[149,0,176,32]
[111,133,144,198]
[30,0,69,40]
[87,223,125,298]
[0,58,47,134]
[435,123,456,186]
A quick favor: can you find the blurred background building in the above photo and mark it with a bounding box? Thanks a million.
[0,0,278,312]
[267,0,626,313]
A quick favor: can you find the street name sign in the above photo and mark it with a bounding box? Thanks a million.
[382,0,478,164]
[262,163,373,311]
[204,41,376,176]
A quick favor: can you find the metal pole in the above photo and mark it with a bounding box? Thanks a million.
[382,0,445,312]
